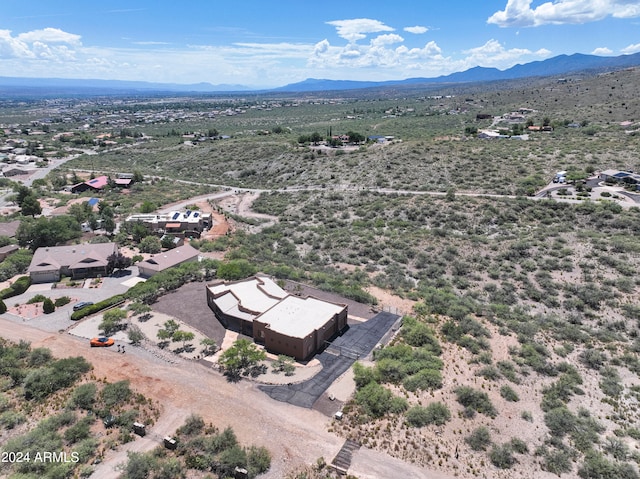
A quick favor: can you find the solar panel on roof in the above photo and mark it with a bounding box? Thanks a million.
[172,212,180,220]
[89,179,99,184]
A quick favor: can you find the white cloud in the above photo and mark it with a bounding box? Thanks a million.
[326,18,394,43]
[17,27,81,45]
[404,25,428,34]
[488,0,640,27]
[0,28,81,61]
[592,47,613,55]
[462,39,552,67]
[621,42,640,54]
[370,34,404,47]
[0,30,34,58]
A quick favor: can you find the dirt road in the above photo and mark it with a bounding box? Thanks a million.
[0,318,449,479]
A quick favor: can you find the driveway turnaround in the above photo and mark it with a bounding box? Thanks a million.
[259,311,400,408]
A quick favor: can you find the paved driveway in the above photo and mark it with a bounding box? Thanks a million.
[0,267,139,332]
[259,312,401,408]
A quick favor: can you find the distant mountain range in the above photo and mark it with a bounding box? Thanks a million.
[274,52,640,92]
[1,52,639,96]
[0,77,249,95]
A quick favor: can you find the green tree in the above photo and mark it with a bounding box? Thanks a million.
[16,216,81,250]
[218,338,266,380]
[172,330,195,349]
[139,236,161,254]
[217,259,257,280]
[42,297,55,314]
[139,201,155,214]
[107,251,132,273]
[200,338,218,356]
[20,194,42,217]
[99,308,127,336]
[127,325,145,345]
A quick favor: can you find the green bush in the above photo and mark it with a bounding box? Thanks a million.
[406,402,450,427]
[23,356,91,401]
[42,297,55,314]
[465,426,491,451]
[490,443,517,469]
[70,294,125,320]
[544,406,576,438]
[454,386,497,418]
[0,276,31,299]
[69,383,97,410]
[355,382,407,418]
[578,451,639,479]
[54,296,72,307]
[500,385,520,402]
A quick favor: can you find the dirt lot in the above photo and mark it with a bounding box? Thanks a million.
[0,318,445,479]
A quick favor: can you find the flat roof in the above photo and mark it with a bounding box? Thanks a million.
[257,295,345,339]
[208,275,287,317]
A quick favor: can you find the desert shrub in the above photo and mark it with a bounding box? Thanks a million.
[465,426,491,451]
[541,447,574,475]
[510,437,528,454]
[247,445,271,477]
[579,349,607,370]
[100,380,132,408]
[177,414,205,437]
[355,382,407,418]
[352,361,378,388]
[28,347,53,367]
[490,443,516,469]
[578,451,639,479]
[64,416,93,444]
[401,316,441,353]
[0,410,26,429]
[406,402,450,427]
[545,407,576,438]
[500,385,520,402]
[599,366,623,397]
[70,383,97,410]
[571,409,605,453]
[54,296,72,307]
[602,437,630,461]
[454,386,497,418]
[23,356,91,401]
[402,368,443,392]
[476,365,501,381]
[127,325,145,345]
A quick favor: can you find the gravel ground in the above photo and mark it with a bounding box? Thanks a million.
[151,280,227,347]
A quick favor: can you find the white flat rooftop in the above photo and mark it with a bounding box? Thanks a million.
[208,275,287,317]
[258,295,345,339]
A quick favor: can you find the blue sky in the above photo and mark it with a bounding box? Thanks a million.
[2,0,640,88]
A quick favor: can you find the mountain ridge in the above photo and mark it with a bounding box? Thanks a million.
[1,52,639,96]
